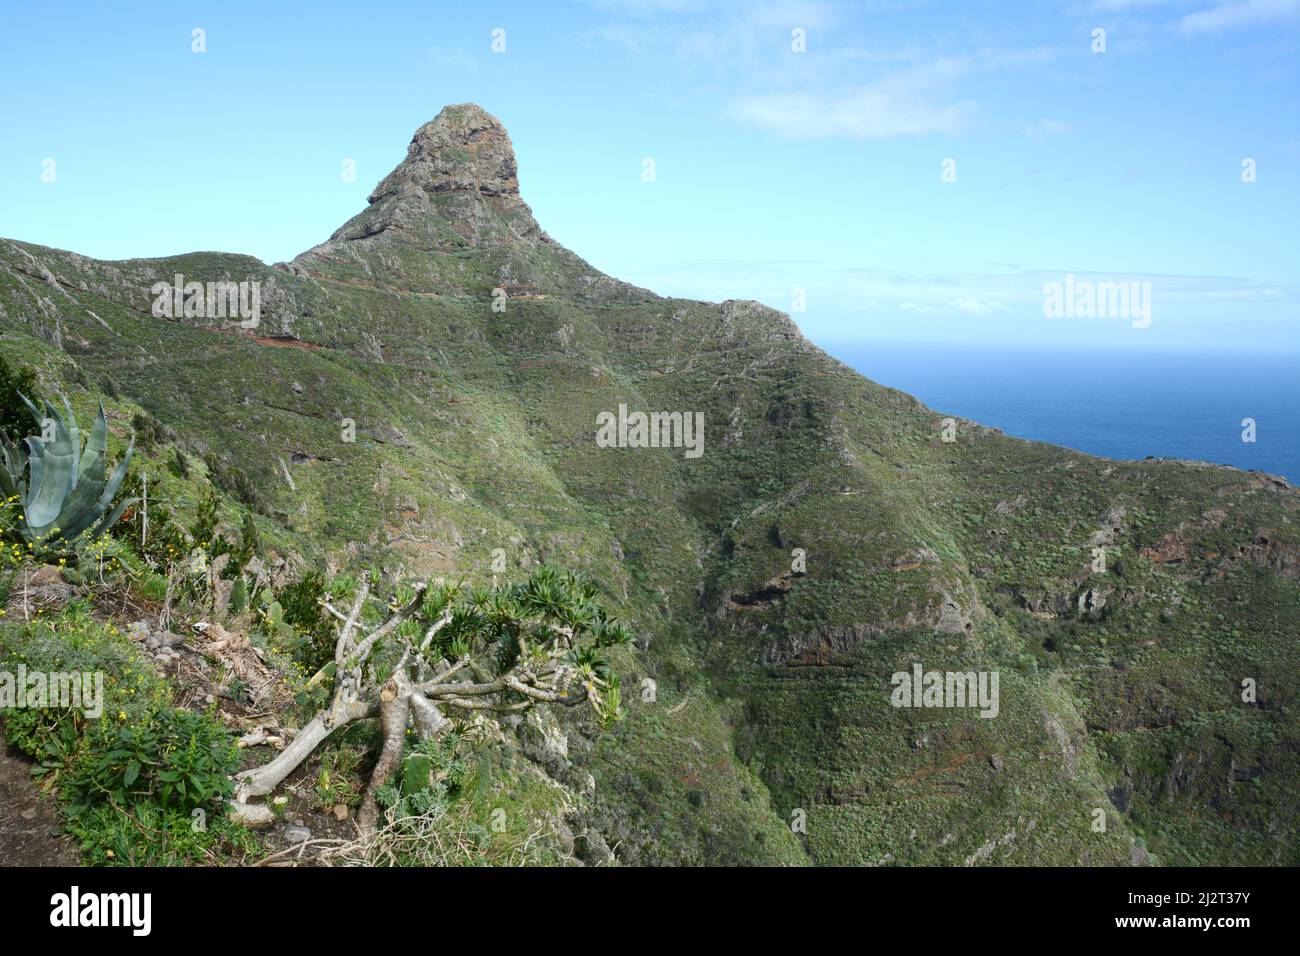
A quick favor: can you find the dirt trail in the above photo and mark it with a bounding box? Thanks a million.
[0,730,80,866]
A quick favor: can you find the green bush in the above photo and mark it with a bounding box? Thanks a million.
[227,512,260,578]
[276,569,333,671]
[64,705,237,814]
[62,703,251,866]
[374,732,474,820]
[0,356,40,442]
[1,609,169,786]
[109,474,189,570]
[0,607,252,865]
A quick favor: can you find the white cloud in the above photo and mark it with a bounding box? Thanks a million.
[579,23,654,53]
[1180,0,1300,33]
[727,88,970,139]
[1085,0,1186,11]
[723,41,1066,141]
[726,58,973,139]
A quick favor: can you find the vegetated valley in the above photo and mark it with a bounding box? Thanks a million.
[0,105,1295,867]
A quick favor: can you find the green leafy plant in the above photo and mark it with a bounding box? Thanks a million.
[226,511,260,578]
[0,356,41,442]
[63,799,257,867]
[0,608,170,789]
[189,487,229,559]
[110,471,188,571]
[277,568,333,670]
[0,396,135,553]
[375,733,475,820]
[1,608,252,864]
[2,705,81,785]
[228,576,249,614]
[65,706,237,814]
[312,744,367,811]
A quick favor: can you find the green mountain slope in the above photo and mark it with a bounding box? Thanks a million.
[2,104,1295,865]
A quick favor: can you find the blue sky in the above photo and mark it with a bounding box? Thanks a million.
[1,0,1297,351]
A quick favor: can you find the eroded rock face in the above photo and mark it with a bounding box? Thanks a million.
[1077,586,1110,620]
[1231,530,1300,579]
[1139,526,1300,579]
[1140,531,1189,566]
[370,103,523,205]
[758,587,975,666]
[287,103,643,303]
[319,103,547,251]
[761,622,881,665]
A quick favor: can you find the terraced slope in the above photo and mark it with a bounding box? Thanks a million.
[2,104,1295,865]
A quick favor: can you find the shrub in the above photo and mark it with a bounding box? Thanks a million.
[63,702,252,866]
[0,356,40,442]
[227,512,260,579]
[0,609,170,787]
[276,569,333,670]
[337,739,570,867]
[64,799,257,867]
[65,705,237,813]
[0,608,252,864]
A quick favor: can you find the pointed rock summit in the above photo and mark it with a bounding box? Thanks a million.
[305,103,549,259]
[370,103,522,206]
[290,104,640,301]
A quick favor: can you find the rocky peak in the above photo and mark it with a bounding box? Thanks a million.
[314,103,547,254]
[287,104,645,300]
[368,104,522,207]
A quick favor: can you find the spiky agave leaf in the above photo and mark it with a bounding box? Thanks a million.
[5,397,134,551]
[20,395,78,536]
[62,397,82,489]
[52,403,136,542]
[0,438,27,501]
[77,398,108,484]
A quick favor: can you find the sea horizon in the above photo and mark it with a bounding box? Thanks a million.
[822,340,1299,484]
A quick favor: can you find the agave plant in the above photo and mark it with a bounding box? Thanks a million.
[0,395,135,551]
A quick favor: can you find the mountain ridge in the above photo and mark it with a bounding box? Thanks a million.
[1,104,1296,865]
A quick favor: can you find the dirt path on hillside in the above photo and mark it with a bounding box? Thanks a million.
[0,730,80,866]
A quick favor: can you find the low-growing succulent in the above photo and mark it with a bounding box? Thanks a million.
[0,396,135,552]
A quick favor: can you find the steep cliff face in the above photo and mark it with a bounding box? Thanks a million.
[1,104,1296,865]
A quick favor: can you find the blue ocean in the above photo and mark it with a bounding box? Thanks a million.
[823,343,1300,484]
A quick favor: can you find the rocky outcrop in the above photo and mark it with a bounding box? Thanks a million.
[1140,531,1189,566]
[370,104,526,207]
[1140,526,1300,579]
[758,588,975,665]
[290,103,639,303]
[329,103,546,249]
[1229,530,1300,579]
[727,571,796,611]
